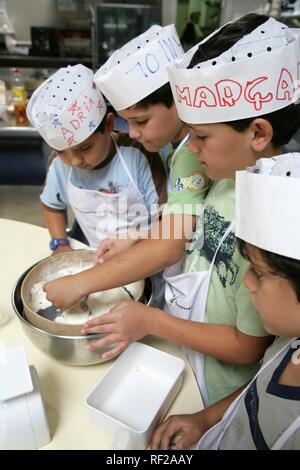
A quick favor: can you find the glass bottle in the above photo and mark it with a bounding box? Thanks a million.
[10,68,29,126]
[0,79,7,121]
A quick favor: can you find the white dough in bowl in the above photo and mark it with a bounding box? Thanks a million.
[87,282,145,318]
[30,281,52,312]
[30,264,145,325]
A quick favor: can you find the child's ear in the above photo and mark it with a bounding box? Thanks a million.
[105,112,115,133]
[249,118,273,153]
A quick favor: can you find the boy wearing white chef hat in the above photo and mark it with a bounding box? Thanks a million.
[27,64,166,252]
[93,24,210,260]
[42,26,211,309]
[43,14,299,409]
[74,13,300,406]
[149,153,300,450]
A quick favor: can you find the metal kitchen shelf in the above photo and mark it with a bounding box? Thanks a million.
[0,54,92,68]
[0,124,39,138]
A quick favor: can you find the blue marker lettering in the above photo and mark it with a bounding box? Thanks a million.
[126,61,148,78]
[145,53,159,74]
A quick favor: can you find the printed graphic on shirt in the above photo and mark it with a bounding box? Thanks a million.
[174,170,208,192]
[98,181,122,194]
[188,205,239,287]
[56,192,63,202]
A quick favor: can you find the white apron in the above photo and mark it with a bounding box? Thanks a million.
[198,338,300,450]
[68,138,149,248]
[163,219,235,407]
[151,133,191,308]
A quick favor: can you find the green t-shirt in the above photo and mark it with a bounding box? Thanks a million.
[163,144,211,217]
[184,179,269,405]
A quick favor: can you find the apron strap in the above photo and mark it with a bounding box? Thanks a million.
[169,133,191,174]
[237,338,297,403]
[111,135,143,196]
[189,220,235,273]
[68,165,73,185]
[271,415,300,450]
[210,221,235,269]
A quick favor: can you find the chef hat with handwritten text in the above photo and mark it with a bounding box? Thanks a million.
[27,64,107,151]
[94,24,184,111]
[167,17,300,124]
[236,153,300,260]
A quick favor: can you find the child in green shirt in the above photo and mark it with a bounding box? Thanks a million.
[76,14,298,407]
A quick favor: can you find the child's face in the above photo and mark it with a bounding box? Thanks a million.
[187,123,256,180]
[56,129,111,170]
[243,244,300,337]
[118,103,186,151]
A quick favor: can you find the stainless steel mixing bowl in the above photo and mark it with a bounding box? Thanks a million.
[12,263,152,366]
[21,249,145,336]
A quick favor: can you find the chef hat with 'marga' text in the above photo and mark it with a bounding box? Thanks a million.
[167,17,300,124]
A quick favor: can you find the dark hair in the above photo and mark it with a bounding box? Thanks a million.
[95,110,109,134]
[188,13,300,146]
[238,239,300,301]
[133,82,174,110]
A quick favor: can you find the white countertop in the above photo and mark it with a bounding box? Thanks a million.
[0,218,203,450]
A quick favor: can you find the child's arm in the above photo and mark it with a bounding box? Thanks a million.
[93,215,161,267]
[41,153,71,253]
[43,213,195,307]
[42,203,72,254]
[94,221,158,265]
[148,384,246,450]
[82,301,272,363]
[94,237,140,265]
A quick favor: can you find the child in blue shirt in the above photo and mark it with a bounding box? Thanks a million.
[27,64,166,252]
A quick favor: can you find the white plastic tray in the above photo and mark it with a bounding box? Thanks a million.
[86,342,185,449]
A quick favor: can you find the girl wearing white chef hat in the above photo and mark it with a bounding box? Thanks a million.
[149,153,300,450]
[27,64,166,252]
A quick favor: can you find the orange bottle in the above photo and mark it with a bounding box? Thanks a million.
[10,68,29,126]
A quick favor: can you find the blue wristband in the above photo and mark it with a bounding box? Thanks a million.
[49,238,70,251]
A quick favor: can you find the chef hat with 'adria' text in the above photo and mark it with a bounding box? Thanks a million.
[167,17,300,124]
[94,24,184,111]
[236,153,300,260]
[27,64,107,151]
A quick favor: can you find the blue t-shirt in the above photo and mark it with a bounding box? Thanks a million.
[41,133,160,213]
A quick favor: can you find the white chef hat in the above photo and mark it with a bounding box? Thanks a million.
[167,16,300,124]
[236,153,300,260]
[27,64,107,151]
[94,24,184,111]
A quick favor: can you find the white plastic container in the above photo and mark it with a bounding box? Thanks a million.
[86,342,185,450]
[0,346,50,450]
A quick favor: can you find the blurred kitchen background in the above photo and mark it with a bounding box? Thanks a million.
[1,0,300,227]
